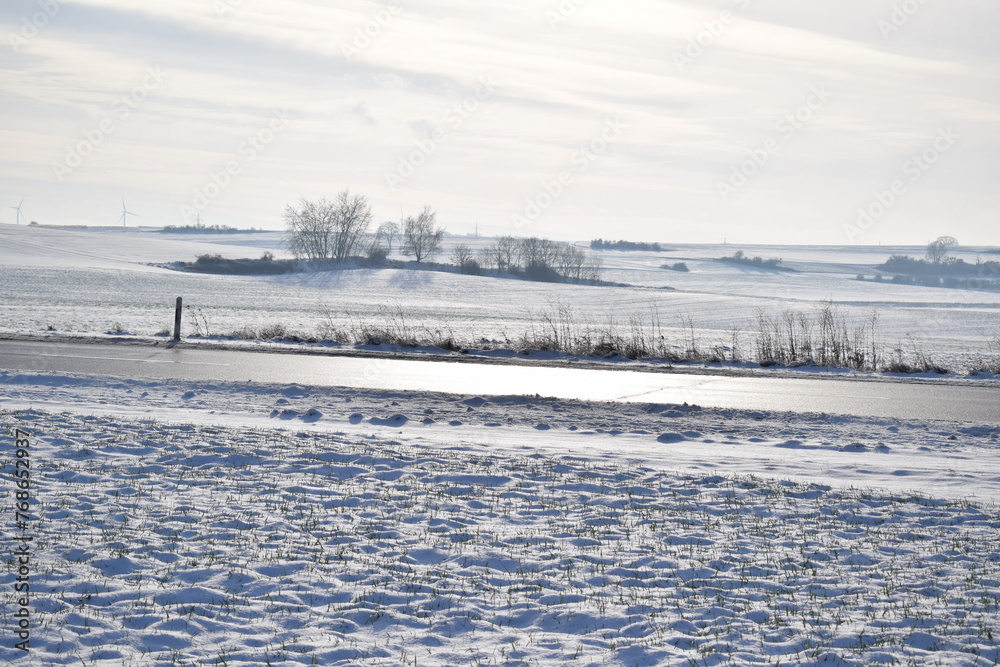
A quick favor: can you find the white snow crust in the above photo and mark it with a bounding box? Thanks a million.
[1,226,999,665]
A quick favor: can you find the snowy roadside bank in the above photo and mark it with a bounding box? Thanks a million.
[3,369,999,502]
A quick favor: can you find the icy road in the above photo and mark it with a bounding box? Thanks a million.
[1,339,997,422]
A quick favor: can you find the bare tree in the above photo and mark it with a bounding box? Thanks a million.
[518,237,562,278]
[283,197,337,261]
[363,226,388,265]
[284,190,373,262]
[485,235,520,275]
[330,189,373,261]
[451,243,474,267]
[451,243,480,274]
[476,247,495,273]
[583,254,603,282]
[378,221,400,253]
[401,205,444,263]
[926,235,958,263]
[558,244,587,281]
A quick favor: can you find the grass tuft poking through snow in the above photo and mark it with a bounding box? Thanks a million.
[2,410,999,666]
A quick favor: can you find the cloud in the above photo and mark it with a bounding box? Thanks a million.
[0,0,996,243]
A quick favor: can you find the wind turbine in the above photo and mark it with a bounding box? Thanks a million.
[118,197,139,227]
[9,196,25,225]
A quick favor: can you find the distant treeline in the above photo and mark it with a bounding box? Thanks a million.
[177,253,299,275]
[877,255,1000,278]
[718,250,788,270]
[590,239,662,251]
[175,238,606,284]
[162,224,261,233]
[859,273,1000,291]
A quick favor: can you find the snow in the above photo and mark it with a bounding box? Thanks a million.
[3,369,999,503]
[1,225,998,373]
[2,379,999,665]
[1,225,999,664]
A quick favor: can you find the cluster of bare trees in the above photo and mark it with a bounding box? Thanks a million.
[453,236,602,282]
[284,191,373,262]
[284,193,598,282]
[284,191,443,264]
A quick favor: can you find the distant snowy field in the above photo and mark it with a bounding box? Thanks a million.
[1,225,998,373]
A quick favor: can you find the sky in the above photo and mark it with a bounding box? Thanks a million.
[1,0,998,245]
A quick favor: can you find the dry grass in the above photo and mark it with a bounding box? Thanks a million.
[184,301,984,375]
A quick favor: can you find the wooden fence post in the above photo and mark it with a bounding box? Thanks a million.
[173,297,183,341]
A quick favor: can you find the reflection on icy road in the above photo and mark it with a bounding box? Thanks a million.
[2,340,998,422]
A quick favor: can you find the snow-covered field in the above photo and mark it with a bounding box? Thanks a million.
[2,225,999,664]
[2,373,1000,666]
[1,225,998,374]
